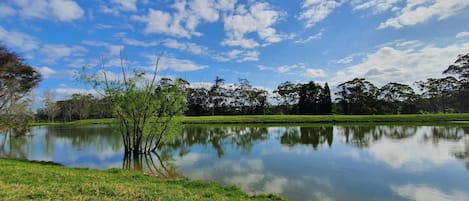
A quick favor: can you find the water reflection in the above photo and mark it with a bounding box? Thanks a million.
[1,124,469,201]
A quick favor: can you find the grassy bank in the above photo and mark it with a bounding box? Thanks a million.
[31,114,469,126]
[0,159,284,201]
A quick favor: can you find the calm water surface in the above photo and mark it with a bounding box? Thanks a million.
[1,124,469,201]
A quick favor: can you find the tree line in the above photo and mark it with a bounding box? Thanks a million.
[37,52,468,122]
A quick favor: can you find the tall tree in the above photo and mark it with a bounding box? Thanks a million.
[443,53,469,112]
[81,55,186,155]
[378,82,417,114]
[43,90,60,122]
[0,45,41,132]
[318,83,332,114]
[209,76,226,115]
[298,81,323,115]
[335,78,379,114]
[274,81,300,114]
[0,45,41,114]
[416,76,459,112]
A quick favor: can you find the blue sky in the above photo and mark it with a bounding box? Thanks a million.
[1,0,469,100]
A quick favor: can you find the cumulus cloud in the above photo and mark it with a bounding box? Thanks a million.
[222,2,284,48]
[304,68,327,78]
[391,184,469,201]
[111,0,138,11]
[294,29,324,44]
[131,0,223,38]
[456,31,469,38]
[330,41,469,86]
[144,54,208,72]
[122,38,159,47]
[82,40,123,56]
[351,0,400,14]
[162,39,209,55]
[0,4,16,18]
[40,44,88,64]
[377,0,469,29]
[257,63,326,78]
[37,66,57,78]
[0,26,40,52]
[213,49,260,63]
[298,0,342,28]
[9,0,84,22]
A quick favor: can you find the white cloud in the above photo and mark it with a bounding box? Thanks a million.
[0,26,39,52]
[131,0,223,38]
[0,4,16,18]
[222,2,284,48]
[391,184,469,201]
[336,56,353,64]
[10,0,84,22]
[378,0,469,29]
[456,31,469,38]
[111,0,138,11]
[213,49,260,63]
[331,41,469,86]
[144,54,208,72]
[294,29,324,44]
[37,66,57,78]
[81,40,123,56]
[162,39,208,55]
[122,38,159,47]
[299,0,342,28]
[351,0,401,14]
[160,57,209,72]
[257,63,327,78]
[40,44,88,64]
[304,68,327,78]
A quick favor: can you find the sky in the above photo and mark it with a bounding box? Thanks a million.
[1,0,469,101]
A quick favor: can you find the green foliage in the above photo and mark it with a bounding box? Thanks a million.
[80,59,187,154]
[0,45,41,134]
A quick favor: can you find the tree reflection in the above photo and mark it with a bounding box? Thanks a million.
[0,132,30,159]
[424,127,465,143]
[122,152,181,179]
[280,126,333,149]
[161,126,269,158]
[454,138,469,170]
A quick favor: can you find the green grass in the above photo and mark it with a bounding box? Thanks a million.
[31,114,469,126]
[0,159,285,201]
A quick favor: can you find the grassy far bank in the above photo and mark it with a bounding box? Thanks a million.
[30,113,469,126]
[0,159,285,201]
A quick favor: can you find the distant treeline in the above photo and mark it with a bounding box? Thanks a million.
[36,53,469,121]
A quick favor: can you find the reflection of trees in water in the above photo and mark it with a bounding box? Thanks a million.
[0,132,31,159]
[280,126,333,149]
[44,126,123,153]
[0,125,123,160]
[338,125,419,147]
[161,126,269,158]
[122,152,181,179]
[424,127,465,143]
[454,138,469,170]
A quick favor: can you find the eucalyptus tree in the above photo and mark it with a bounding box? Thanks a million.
[335,78,379,114]
[43,90,60,122]
[0,45,41,132]
[298,81,323,114]
[443,53,469,112]
[416,76,460,112]
[81,55,186,155]
[274,81,300,114]
[378,82,417,114]
[209,76,227,115]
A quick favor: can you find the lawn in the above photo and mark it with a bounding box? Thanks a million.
[0,159,285,201]
[30,114,469,126]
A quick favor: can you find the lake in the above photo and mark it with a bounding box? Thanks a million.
[1,124,469,201]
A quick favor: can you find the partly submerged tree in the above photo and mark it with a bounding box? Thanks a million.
[81,55,186,155]
[0,45,41,133]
